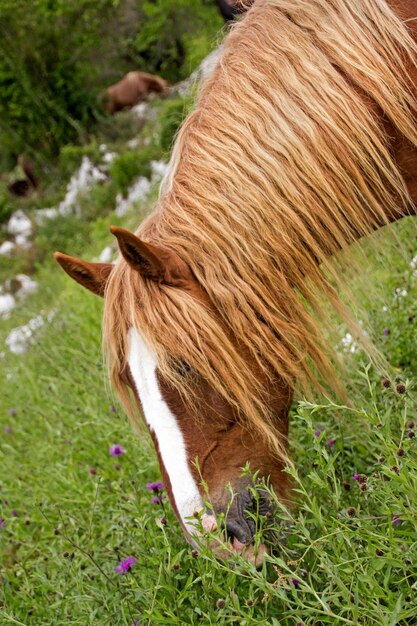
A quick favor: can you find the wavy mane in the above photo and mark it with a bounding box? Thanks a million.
[104,0,417,459]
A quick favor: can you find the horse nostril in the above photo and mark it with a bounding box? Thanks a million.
[225,518,254,545]
[257,490,274,517]
[217,483,275,549]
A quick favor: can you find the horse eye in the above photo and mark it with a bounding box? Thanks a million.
[173,359,192,377]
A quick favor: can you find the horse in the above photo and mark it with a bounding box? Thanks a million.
[103,71,169,114]
[8,154,38,198]
[55,0,417,564]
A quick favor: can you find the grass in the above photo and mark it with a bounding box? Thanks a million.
[0,214,416,625]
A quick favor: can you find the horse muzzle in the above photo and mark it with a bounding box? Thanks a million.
[197,480,273,567]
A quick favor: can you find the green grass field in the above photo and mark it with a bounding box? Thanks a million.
[1,142,416,624]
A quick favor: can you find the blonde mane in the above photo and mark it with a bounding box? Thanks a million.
[104,0,417,460]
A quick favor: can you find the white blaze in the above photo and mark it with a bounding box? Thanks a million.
[127,328,204,534]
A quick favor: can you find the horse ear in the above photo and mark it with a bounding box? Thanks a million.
[109,225,189,286]
[54,252,113,297]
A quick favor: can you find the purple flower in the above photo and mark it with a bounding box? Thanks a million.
[328,438,336,448]
[12,510,18,517]
[383,329,390,336]
[131,621,140,626]
[0,519,5,529]
[8,409,17,416]
[391,515,401,527]
[110,405,117,413]
[292,578,300,588]
[146,481,163,492]
[314,428,324,438]
[353,473,359,481]
[4,426,11,434]
[152,495,166,505]
[109,444,124,458]
[116,556,137,574]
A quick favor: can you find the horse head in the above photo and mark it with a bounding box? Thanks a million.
[55,226,292,564]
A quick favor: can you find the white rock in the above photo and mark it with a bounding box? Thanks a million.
[99,246,113,263]
[115,177,151,217]
[127,137,140,149]
[102,152,117,164]
[7,210,32,238]
[35,207,59,222]
[199,47,222,79]
[151,160,169,180]
[58,156,106,216]
[0,241,15,256]
[131,102,151,120]
[46,308,57,323]
[6,314,44,354]
[15,234,31,249]
[15,274,38,298]
[0,294,15,319]
[173,48,222,96]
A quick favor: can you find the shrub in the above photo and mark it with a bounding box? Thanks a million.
[158,95,194,153]
[0,0,114,162]
[129,0,222,83]
[109,145,160,194]
[0,191,13,224]
[59,145,102,182]
[79,181,119,222]
[34,213,91,261]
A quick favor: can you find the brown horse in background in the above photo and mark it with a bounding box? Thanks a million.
[103,71,168,114]
[7,155,38,198]
[56,0,417,564]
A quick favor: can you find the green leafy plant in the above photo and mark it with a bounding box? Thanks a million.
[109,145,160,194]
[158,95,194,153]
